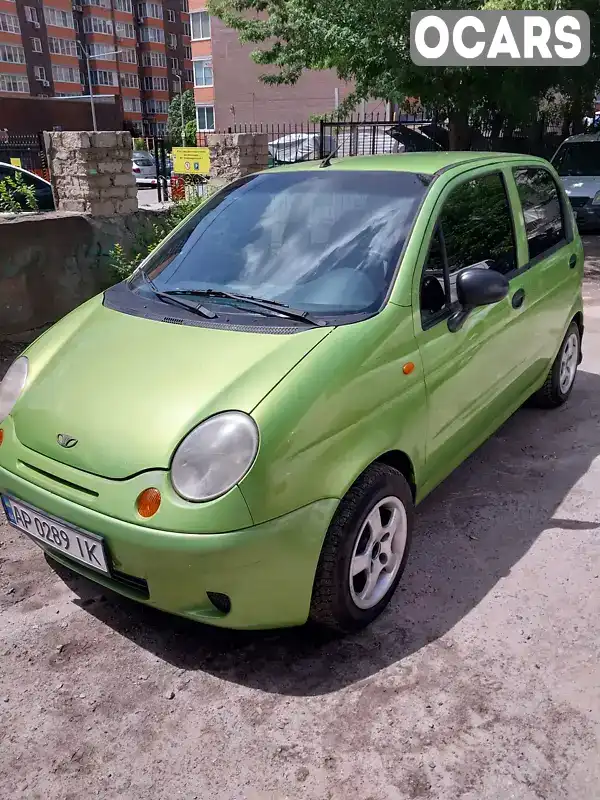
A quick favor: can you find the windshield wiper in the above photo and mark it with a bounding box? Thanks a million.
[140,273,216,319]
[163,288,326,327]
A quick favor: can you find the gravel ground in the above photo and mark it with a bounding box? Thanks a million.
[1,242,600,800]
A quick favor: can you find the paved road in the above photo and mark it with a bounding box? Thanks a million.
[137,187,160,206]
[1,241,600,799]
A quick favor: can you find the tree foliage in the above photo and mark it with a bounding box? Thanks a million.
[208,0,600,147]
[0,172,39,213]
[167,89,197,145]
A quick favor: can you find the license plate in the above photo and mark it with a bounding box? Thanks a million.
[1,495,109,574]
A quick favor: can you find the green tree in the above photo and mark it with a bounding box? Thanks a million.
[208,0,600,148]
[168,89,197,145]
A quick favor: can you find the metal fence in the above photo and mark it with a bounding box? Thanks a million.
[217,111,571,165]
[0,132,49,179]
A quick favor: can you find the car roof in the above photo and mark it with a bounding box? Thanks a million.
[268,151,550,176]
[0,160,51,186]
[560,132,600,144]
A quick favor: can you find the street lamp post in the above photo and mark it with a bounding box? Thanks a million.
[77,42,123,132]
[173,72,185,145]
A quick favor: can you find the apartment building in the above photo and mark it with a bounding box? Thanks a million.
[0,0,193,134]
[189,2,373,132]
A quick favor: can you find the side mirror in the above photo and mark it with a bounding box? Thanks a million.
[448,266,509,332]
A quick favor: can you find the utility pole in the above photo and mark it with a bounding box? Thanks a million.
[77,42,123,132]
[173,72,185,145]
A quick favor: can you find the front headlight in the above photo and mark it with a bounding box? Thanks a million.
[0,357,28,423]
[171,411,259,502]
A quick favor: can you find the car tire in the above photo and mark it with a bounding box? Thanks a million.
[309,463,413,633]
[530,321,580,409]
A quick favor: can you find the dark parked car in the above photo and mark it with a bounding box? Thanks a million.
[0,162,55,211]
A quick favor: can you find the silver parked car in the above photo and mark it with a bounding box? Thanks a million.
[131,151,157,187]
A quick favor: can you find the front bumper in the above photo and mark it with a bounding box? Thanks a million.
[0,464,336,629]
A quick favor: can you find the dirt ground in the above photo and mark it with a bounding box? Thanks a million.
[2,242,600,800]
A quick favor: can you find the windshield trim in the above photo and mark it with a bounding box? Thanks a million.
[129,169,434,324]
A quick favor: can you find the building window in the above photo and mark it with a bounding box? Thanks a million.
[143,99,169,114]
[24,7,39,24]
[142,50,167,67]
[167,8,176,22]
[88,42,117,59]
[0,13,20,34]
[138,2,162,19]
[183,21,190,36]
[90,69,118,86]
[184,45,191,59]
[52,64,81,83]
[196,104,214,131]
[0,73,29,93]
[82,0,111,7]
[115,21,135,38]
[190,10,210,40]
[193,58,212,87]
[143,75,168,91]
[120,71,139,88]
[31,37,42,53]
[170,57,179,69]
[140,26,164,42]
[0,44,26,64]
[83,16,113,35]
[184,68,193,83]
[44,7,75,29]
[123,96,142,113]
[118,48,137,64]
[180,0,188,11]
[56,91,82,97]
[113,0,132,9]
[33,65,46,81]
[48,37,78,56]
[168,32,177,48]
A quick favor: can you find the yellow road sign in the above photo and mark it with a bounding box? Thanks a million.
[172,147,210,175]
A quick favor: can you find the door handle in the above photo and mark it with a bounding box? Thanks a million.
[512,288,525,309]
[569,254,577,269]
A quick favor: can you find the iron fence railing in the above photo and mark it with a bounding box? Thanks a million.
[214,111,575,165]
[0,132,49,179]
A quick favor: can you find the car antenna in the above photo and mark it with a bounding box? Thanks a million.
[319,143,342,168]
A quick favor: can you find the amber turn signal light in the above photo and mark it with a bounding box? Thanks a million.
[402,362,415,375]
[136,487,161,518]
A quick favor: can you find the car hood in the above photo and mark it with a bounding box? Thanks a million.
[558,175,600,197]
[14,298,332,478]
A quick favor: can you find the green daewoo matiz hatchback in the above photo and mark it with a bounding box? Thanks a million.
[0,153,584,631]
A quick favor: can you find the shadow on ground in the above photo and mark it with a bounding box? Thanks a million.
[50,370,600,697]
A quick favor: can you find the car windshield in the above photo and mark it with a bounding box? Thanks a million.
[129,170,428,317]
[553,142,600,176]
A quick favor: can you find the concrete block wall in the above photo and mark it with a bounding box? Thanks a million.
[45,131,138,216]
[206,133,269,188]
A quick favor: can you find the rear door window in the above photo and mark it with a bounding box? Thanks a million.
[513,168,566,260]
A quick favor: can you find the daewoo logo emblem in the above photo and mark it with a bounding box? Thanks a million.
[57,434,78,449]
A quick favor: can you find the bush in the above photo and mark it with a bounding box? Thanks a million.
[0,172,39,213]
[109,193,209,282]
